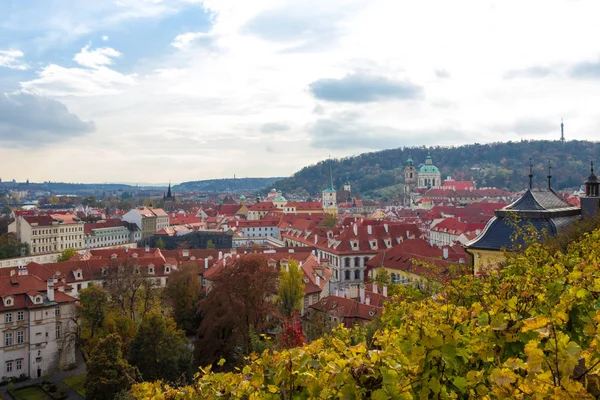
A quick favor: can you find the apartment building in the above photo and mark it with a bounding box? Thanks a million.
[122,208,169,239]
[0,268,77,379]
[84,220,140,249]
[9,214,85,255]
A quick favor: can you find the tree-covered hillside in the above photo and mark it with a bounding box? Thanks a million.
[175,177,284,193]
[273,140,600,198]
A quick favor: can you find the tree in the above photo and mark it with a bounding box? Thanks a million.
[165,263,202,333]
[277,260,305,318]
[322,214,337,228]
[195,255,279,367]
[129,311,192,383]
[133,226,600,399]
[79,286,108,340]
[155,238,166,250]
[0,233,28,259]
[103,259,159,322]
[85,334,137,400]
[206,239,216,249]
[57,248,77,262]
[0,205,11,215]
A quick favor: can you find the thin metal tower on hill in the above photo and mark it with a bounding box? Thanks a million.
[560,118,565,143]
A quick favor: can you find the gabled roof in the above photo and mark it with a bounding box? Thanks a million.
[504,189,574,211]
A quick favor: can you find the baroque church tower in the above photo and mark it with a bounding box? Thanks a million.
[322,161,338,216]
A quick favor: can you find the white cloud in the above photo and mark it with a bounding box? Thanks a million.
[73,45,122,68]
[171,32,214,50]
[0,49,29,70]
[20,45,136,97]
[102,35,109,41]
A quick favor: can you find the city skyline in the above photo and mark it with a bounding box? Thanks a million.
[2,0,600,182]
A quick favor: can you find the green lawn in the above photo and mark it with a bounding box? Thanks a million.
[10,386,50,400]
[63,373,86,397]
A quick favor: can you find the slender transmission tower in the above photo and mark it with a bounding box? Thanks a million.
[560,118,565,143]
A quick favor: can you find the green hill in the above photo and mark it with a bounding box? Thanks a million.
[273,140,600,199]
[175,177,285,193]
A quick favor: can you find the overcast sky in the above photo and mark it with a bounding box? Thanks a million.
[1,0,599,184]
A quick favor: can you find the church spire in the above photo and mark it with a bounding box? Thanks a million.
[329,160,334,190]
[528,158,533,189]
[166,181,172,198]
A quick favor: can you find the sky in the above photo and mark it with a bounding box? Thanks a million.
[1,0,600,184]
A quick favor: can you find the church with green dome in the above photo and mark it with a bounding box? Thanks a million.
[417,154,441,188]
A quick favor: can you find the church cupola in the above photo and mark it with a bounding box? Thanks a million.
[585,161,599,197]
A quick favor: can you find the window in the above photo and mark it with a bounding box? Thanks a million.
[354,270,361,280]
[5,313,12,323]
[55,306,60,316]
[16,359,22,371]
[56,325,61,339]
[5,298,12,306]
[17,311,24,321]
[5,332,12,346]
[304,297,309,308]
[344,270,350,280]
[6,361,12,373]
[17,331,23,344]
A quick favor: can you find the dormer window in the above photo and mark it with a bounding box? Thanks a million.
[4,296,14,307]
[148,266,155,275]
[35,296,43,304]
[132,253,138,258]
[368,309,376,317]
[164,266,171,274]
[111,254,117,259]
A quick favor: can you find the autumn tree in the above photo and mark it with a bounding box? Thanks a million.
[277,260,305,318]
[129,311,192,383]
[155,238,166,250]
[195,255,279,367]
[165,263,202,333]
[85,334,137,400]
[57,247,77,262]
[206,239,216,249]
[103,259,159,322]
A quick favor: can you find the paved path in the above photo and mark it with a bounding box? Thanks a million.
[0,363,86,399]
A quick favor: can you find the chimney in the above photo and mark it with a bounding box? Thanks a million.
[353,224,358,236]
[312,250,315,256]
[316,275,321,287]
[125,247,129,253]
[383,285,388,297]
[335,289,339,297]
[360,285,365,303]
[223,257,227,267]
[314,234,318,244]
[367,225,372,235]
[443,247,449,260]
[317,254,321,264]
[145,245,150,253]
[373,282,378,294]
[204,258,209,269]
[182,249,189,257]
[47,279,55,301]
[365,295,371,305]
[218,251,223,260]
[299,261,303,268]
[384,223,388,233]
[288,249,294,253]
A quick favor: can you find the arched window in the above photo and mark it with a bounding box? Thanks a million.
[354,270,361,280]
[344,258,350,267]
[344,270,350,280]
[354,257,361,267]
[409,172,413,178]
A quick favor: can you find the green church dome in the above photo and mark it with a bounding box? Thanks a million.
[419,164,440,173]
[274,195,286,201]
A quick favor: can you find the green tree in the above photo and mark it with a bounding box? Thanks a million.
[277,260,305,318]
[129,311,192,383]
[322,214,337,228]
[155,238,166,250]
[1,205,11,215]
[85,334,137,400]
[80,286,108,340]
[165,263,202,333]
[206,239,216,249]
[57,247,77,262]
[0,233,28,259]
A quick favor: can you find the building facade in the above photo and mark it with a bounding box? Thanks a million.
[9,215,85,255]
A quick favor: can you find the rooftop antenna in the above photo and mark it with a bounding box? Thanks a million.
[592,160,595,175]
[547,161,552,190]
[560,118,565,143]
[528,158,533,189]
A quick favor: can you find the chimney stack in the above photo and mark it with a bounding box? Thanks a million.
[353,224,358,236]
[335,289,339,297]
[145,245,150,253]
[384,223,388,233]
[47,279,55,301]
[360,285,365,303]
[367,225,372,235]
[204,258,209,269]
[218,251,223,260]
[182,249,189,257]
[314,234,318,244]
[365,295,371,305]
[443,247,448,260]
[383,285,388,297]
[316,275,321,287]
[373,282,378,294]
